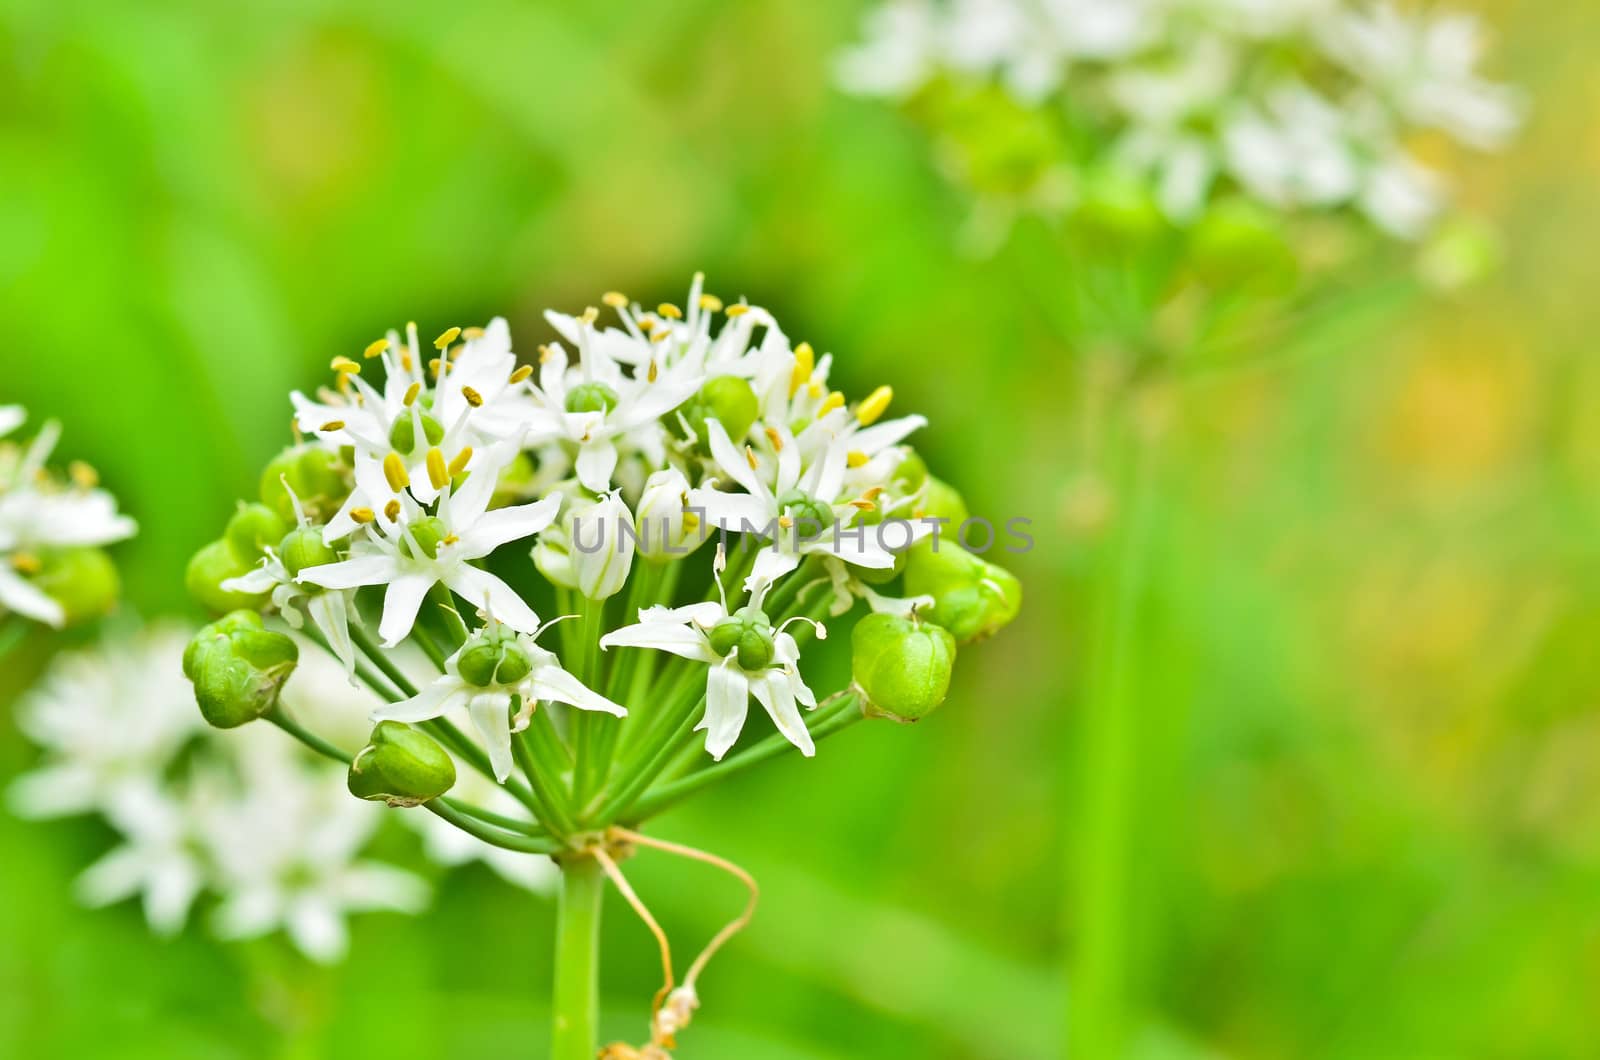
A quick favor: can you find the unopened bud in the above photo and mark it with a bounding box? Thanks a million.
[186,539,269,614]
[29,547,119,627]
[852,611,956,722]
[571,494,635,600]
[348,721,456,807]
[278,525,339,577]
[260,445,347,524]
[635,469,706,562]
[224,503,290,561]
[182,610,299,728]
[903,543,1021,644]
[682,376,759,447]
[918,475,969,524]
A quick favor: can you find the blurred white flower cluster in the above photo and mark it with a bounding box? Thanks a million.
[839,0,1523,239]
[0,406,135,628]
[9,626,554,962]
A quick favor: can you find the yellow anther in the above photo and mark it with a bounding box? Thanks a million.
[403,382,422,407]
[807,380,823,399]
[778,515,794,530]
[789,342,814,397]
[744,446,759,472]
[331,356,360,375]
[651,330,671,344]
[647,360,659,383]
[383,452,410,492]
[68,461,99,489]
[429,357,448,379]
[681,511,700,531]
[850,499,877,512]
[862,486,885,501]
[400,351,414,372]
[11,551,41,574]
[350,507,376,525]
[857,385,893,426]
[638,318,655,333]
[539,345,558,364]
[509,364,533,384]
[384,499,402,521]
[818,391,845,416]
[426,447,449,490]
[462,326,485,340]
[657,303,683,320]
[320,420,346,432]
[602,291,629,309]
[725,304,749,317]
[434,326,462,350]
[846,450,869,469]
[364,338,390,359]
[448,447,473,476]
[441,533,460,546]
[764,426,783,451]
[699,293,723,312]
[461,385,484,408]
[581,306,600,325]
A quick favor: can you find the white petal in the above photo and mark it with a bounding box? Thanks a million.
[444,565,540,634]
[468,692,516,782]
[746,546,801,589]
[575,439,620,493]
[599,621,717,663]
[704,418,765,495]
[0,566,65,627]
[372,679,465,724]
[378,572,437,646]
[750,671,814,757]
[529,664,626,717]
[698,664,749,761]
[459,494,562,556]
[287,898,349,964]
[299,553,398,591]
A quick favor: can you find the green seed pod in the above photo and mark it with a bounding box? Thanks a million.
[918,475,969,524]
[903,544,1022,644]
[682,376,759,446]
[388,411,445,456]
[709,611,775,671]
[259,444,347,524]
[182,611,299,729]
[29,547,120,627]
[348,721,457,807]
[224,503,290,562]
[564,381,621,415]
[455,637,533,688]
[278,525,338,577]
[186,539,269,614]
[851,612,956,722]
[401,516,447,561]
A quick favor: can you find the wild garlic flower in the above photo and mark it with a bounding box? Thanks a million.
[839,0,1524,240]
[0,408,134,628]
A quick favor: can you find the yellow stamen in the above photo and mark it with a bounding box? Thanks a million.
[384,499,401,521]
[764,426,783,451]
[403,382,422,407]
[331,356,360,375]
[462,326,485,340]
[509,364,533,384]
[681,511,700,531]
[539,344,558,364]
[581,306,600,325]
[789,342,814,397]
[429,357,447,379]
[857,385,893,426]
[602,291,629,309]
[461,385,484,408]
[448,447,473,476]
[846,450,869,469]
[320,420,346,432]
[350,507,376,525]
[426,447,449,490]
[850,499,876,512]
[818,391,845,416]
[744,446,759,472]
[725,304,749,318]
[651,330,670,344]
[364,338,390,359]
[68,461,99,489]
[11,552,41,574]
[441,533,459,546]
[647,360,659,383]
[638,318,655,334]
[400,351,414,372]
[434,326,461,350]
[699,293,723,312]
[657,303,683,320]
[777,515,795,530]
[383,452,410,492]
[807,380,823,399]
[862,486,885,501]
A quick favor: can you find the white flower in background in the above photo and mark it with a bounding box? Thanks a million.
[601,571,821,760]
[837,0,1524,240]
[202,767,427,964]
[74,780,208,936]
[299,445,560,645]
[375,616,624,782]
[0,414,136,627]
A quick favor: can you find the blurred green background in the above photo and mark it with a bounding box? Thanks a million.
[2,0,1596,1057]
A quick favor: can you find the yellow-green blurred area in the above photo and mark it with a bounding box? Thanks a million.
[2,1,1596,1057]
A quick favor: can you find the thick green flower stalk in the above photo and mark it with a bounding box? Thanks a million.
[180,278,1021,1057]
[0,406,134,637]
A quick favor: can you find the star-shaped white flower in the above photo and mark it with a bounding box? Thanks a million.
[298,450,559,647]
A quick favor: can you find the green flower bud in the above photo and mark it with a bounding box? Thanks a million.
[348,721,456,807]
[455,636,532,688]
[182,611,299,728]
[186,539,268,614]
[709,610,775,671]
[224,503,290,561]
[918,475,969,524]
[777,491,834,539]
[564,381,621,415]
[851,612,956,722]
[681,376,759,446]
[571,494,634,600]
[889,449,929,498]
[259,444,347,524]
[388,410,445,455]
[28,547,119,627]
[278,525,338,577]
[904,544,1022,644]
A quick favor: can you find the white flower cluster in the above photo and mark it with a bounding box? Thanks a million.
[838,0,1523,238]
[9,626,553,962]
[252,276,933,763]
[0,406,135,627]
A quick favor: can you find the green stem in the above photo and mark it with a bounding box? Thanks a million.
[423,800,563,855]
[348,625,419,698]
[626,692,864,822]
[516,724,576,838]
[550,857,605,1060]
[570,595,611,805]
